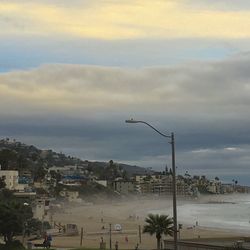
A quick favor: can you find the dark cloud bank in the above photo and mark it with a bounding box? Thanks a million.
[0,54,250,183]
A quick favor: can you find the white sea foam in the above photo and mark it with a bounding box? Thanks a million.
[149,194,250,231]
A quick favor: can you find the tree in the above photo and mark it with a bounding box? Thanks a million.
[0,176,6,189]
[50,170,62,182]
[0,149,17,170]
[0,200,33,243]
[143,214,174,250]
[17,154,28,170]
[33,165,47,181]
[25,218,42,236]
[0,189,13,200]
[165,165,169,174]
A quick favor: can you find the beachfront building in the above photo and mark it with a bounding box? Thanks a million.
[59,190,82,202]
[235,185,250,193]
[0,170,19,190]
[110,179,135,194]
[207,180,221,194]
[134,174,190,196]
[164,175,191,196]
[135,174,165,183]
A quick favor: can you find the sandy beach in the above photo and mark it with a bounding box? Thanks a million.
[33,196,249,249]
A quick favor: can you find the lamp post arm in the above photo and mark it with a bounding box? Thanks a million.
[135,121,171,138]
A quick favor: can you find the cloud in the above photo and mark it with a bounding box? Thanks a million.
[1,54,250,117]
[184,0,250,11]
[1,0,250,39]
[0,37,240,72]
[1,54,250,183]
[179,145,250,176]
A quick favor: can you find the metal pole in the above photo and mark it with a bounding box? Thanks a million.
[80,227,83,246]
[22,222,25,244]
[171,132,178,250]
[109,223,112,250]
[139,225,142,244]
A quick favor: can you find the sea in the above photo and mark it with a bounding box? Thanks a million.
[150,194,250,231]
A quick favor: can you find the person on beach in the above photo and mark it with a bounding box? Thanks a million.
[43,233,48,246]
[125,236,128,243]
[47,234,52,248]
[115,241,119,250]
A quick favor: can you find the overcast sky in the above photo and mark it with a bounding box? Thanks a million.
[1,0,250,184]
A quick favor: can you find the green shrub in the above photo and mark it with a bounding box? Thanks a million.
[0,240,25,250]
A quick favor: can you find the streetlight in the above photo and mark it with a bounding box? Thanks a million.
[125,119,178,250]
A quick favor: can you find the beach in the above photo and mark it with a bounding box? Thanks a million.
[35,195,250,249]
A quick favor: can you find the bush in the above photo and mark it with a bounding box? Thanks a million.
[0,240,25,250]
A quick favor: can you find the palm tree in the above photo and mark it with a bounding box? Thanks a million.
[143,214,174,250]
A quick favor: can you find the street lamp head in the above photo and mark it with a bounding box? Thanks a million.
[125,119,139,123]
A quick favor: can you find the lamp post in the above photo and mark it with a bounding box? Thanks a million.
[125,119,178,250]
[109,223,112,250]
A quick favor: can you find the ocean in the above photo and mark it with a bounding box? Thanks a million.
[150,194,250,231]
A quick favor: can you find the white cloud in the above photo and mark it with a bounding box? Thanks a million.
[1,54,250,118]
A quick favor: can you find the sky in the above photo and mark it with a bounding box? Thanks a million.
[1,0,250,184]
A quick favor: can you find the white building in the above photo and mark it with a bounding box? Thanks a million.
[0,170,19,190]
[33,199,51,221]
[95,180,107,187]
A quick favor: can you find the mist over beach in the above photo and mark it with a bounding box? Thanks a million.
[44,194,250,249]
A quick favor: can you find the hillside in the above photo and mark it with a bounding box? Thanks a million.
[0,138,148,179]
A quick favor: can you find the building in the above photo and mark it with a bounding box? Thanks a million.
[95,180,108,187]
[110,180,135,194]
[59,190,82,202]
[0,170,19,190]
[207,180,221,194]
[134,174,190,196]
[33,199,52,223]
[59,175,88,186]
